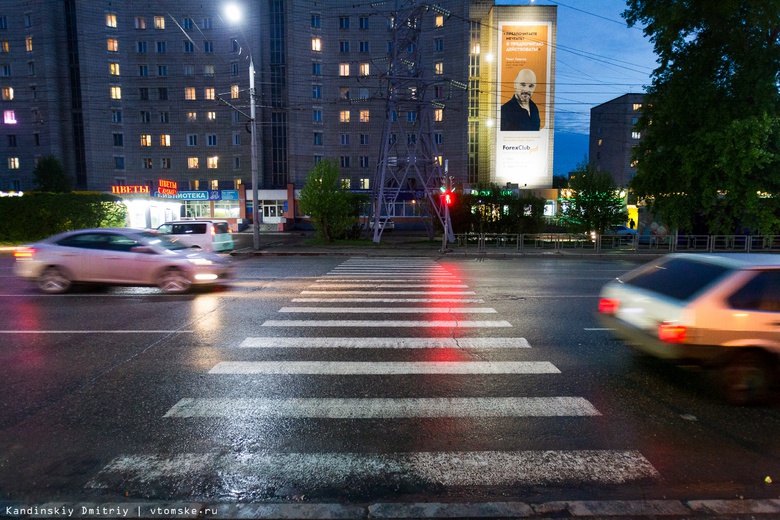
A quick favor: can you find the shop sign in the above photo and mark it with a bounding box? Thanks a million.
[221,190,239,200]
[157,179,178,197]
[111,185,150,195]
[176,191,208,200]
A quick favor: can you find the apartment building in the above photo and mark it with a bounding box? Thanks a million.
[589,93,645,187]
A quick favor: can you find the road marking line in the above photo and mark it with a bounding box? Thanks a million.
[209,361,559,375]
[300,290,477,295]
[238,337,532,348]
[0,330,193,334]
[584,327,614,331]
[260,320,512,328]
[278,307,497,314]
[292,298,487,303]
[308,283,469,288]
[164,397,598,418]
[87,450,658,489]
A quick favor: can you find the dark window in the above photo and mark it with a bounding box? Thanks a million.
[621,258,732,301]
[728,270,780,312]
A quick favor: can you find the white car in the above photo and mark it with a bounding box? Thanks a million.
[155,220,234,252]
[14,228,233,294]
[597,253,780,405]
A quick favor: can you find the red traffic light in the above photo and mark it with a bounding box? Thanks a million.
[441,190,454,206]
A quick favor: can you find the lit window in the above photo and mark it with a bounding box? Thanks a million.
[140,134,152,147]
[231,85,239,99]
[135,17,146,29]
[435,15,444,27]
[188,157,199,169]
[207,156,218,169]
[0,41,8,53]
[598,139,603,146]
[435,62,443,75]
[204,87,215,100]
[341,179,351,189]
[107,38,118,52]
[154,16,165,29]
[8,157,19,169]
[185,87,196,100]
[25,37,32,52]
[632,131,641,139]
[109,63,120,75]
[359,63,370,76]
[360,178,370,189]
[360,110,370,123]
[340,110,350,123]
[339,63,350,76]
[110,86,121,99]
[311,38,321,51]
[207,111,216,122]
[160,134,171,146]
[434,108,443,121]
[633,103,643,111]
[631,159,639,168]
[1,87,13,100]
[106,14,117,28]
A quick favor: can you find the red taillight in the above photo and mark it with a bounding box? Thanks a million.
[598,298,619,315]
[13,247,36,259]
[658,322,687,343]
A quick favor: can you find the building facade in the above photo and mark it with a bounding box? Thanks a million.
[0,1,556,227]
[589,93,645,187]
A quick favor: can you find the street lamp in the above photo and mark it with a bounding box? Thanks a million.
[225,3,261,250]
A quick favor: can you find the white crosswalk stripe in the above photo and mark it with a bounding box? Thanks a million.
[88,256,660,499]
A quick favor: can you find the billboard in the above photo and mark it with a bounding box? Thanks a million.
[495,21,553,188]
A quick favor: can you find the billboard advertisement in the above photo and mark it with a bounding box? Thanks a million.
[496,21,553,188]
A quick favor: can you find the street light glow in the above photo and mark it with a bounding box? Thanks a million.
[224,4,241,24]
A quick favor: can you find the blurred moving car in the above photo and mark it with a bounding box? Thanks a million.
[597,253,780,405]
[154,220,234,252]
[13,228,232,294]
[604,225,637,236]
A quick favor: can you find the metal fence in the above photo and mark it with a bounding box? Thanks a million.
[453,233,780,254]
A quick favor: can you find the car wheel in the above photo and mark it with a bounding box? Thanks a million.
[720,350,773,406]
[157,268,192,294]
[36,266,72,294]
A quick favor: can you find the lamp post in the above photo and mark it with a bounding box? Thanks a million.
[249,55,260,250]
[225,3,260,250]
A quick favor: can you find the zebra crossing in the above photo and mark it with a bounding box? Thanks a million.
[86,257,660,501]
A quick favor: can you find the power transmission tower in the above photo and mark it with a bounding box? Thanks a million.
[371,1,455,244]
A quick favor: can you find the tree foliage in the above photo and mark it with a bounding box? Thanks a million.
[32,156,73,193]
[298,160,364,242]
[560,163,627,235]
[624,0,780,234]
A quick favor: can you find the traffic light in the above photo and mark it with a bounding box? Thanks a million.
[441,189,454,207]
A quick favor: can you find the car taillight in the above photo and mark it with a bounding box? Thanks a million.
[13,247,36,259]
[598,298,619,315]
[658,322,687,343]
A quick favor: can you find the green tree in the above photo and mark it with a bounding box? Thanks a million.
[561,162,626,235]
[298,160,360,242]
[32,156,73,193]
[624,0,780,234]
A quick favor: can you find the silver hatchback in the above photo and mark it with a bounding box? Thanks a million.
[597,253,780,404]
[14,228,232,294]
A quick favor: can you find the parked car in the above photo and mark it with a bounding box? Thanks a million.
[368,219,395,231]
[597,253,780,405]
[605,225,637,236]
[13,228,232,294]
[154,220,234,252]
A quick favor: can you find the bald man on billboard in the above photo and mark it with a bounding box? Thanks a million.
[501,69,541,131]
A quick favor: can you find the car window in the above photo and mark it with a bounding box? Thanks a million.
[214,223,229,234]
[172,223,207,235]
[620,258,733,301]
[56,233,109,250]
[156,224,172,234]
[103,233,141,252]
[727,270,780,312]
[140,231,191,251]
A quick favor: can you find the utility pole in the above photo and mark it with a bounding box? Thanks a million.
[371,1,457,244]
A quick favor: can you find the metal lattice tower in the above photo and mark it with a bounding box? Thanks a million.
[371,1,453,243]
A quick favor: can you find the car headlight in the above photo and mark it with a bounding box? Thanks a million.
[188,258,214,266]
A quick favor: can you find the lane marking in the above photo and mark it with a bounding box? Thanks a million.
[308,283,469,288]
[0,330,193,334]
[278,307,497,314]
[584,327,614,331]
[300,290,477,295]
[260,320,513,328]
[291,298,486,303]
[238,337,532,348]
[209,361,559,375]
[164,397,598,418]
